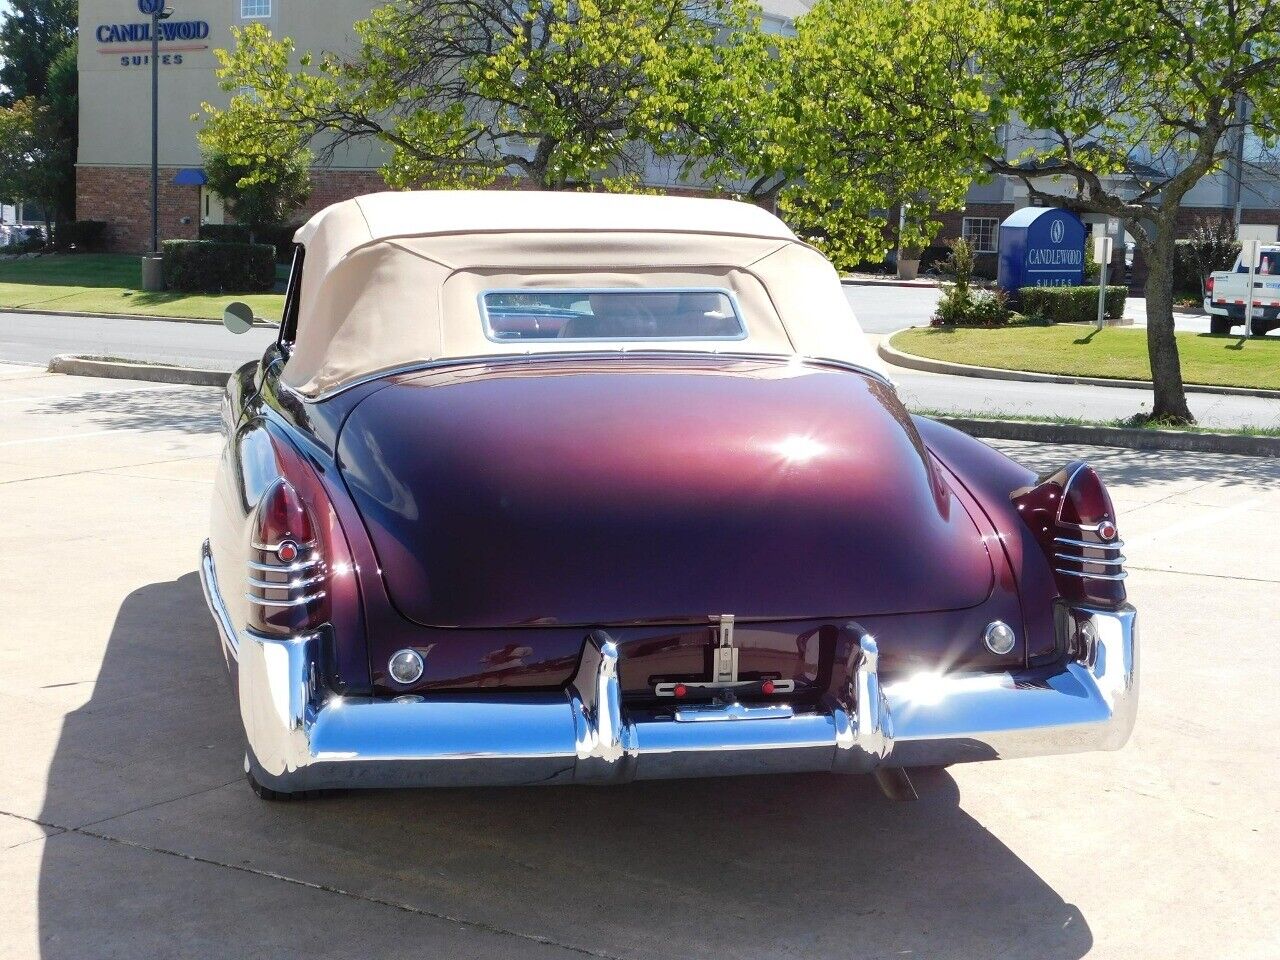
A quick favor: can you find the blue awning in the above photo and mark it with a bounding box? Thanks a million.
[172,168,207,186]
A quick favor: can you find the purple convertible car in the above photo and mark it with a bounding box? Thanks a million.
[200,191,1137,800]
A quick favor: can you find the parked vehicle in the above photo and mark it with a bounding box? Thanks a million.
[1204,244,1280,335]
[201,191,1138,801]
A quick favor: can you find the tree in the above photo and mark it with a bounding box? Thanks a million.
[201,0,751,192]
[0,0,77,103]
[0,97,63,230]
[986,0,1280,424]
[199,136,312,241]
[673,0,999,270]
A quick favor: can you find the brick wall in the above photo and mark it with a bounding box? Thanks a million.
[76,166,202,252]
[76,166,394,253]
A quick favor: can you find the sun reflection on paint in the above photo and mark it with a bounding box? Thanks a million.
[772,434,827,464]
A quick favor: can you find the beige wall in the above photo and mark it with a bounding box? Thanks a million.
[78,0,382,168]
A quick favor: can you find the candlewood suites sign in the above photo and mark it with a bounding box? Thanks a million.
[94,19,211,66]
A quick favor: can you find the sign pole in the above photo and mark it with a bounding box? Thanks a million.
[150,6,159,255]
[1094,235,1113,330]
[1243,237,1261,339]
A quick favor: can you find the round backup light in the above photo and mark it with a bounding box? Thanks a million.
[984,621,1017,656]
[276,539,299,563]
[388,649,425,685]
[1097,520,1118,541]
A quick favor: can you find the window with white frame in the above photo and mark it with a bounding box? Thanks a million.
[962,217,999,253]
[241,0,271,18]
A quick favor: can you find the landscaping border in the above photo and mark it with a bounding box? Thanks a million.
[47,354,232,387]
[0,305,278,327]
[879,336,1280,400]
[931,415,1280,458]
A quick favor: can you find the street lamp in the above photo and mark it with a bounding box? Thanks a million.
[140,0,173,291]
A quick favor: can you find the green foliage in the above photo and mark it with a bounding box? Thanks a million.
[199,140,311,240]
[201,0,747,192]
[1019,286,1128,324]
[987,0,1280,421]
[932,286,1012,327]
[941,238,976,298]
[0,0,76,103]
[1174,219,1240,297]
[198,223,252,244]
[768,0,1000,269]
[53,221,108,252]
[161,240,276,293]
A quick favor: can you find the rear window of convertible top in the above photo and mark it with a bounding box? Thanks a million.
[481,289,746,342]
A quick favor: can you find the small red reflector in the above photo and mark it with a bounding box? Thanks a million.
[277,540,299,562]
[673,683,687,699]
[761,680,775,695]
[1097,520,1117,541]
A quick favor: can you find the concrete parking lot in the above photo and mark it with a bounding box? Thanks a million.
[2,363,1278,960]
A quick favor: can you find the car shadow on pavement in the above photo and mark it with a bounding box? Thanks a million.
[36,573,1093,960]
[994,438,1280,490]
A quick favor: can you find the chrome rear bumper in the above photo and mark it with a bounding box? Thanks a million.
[201,543,1138,791]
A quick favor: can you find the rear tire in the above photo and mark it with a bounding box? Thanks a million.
[1210,315,1233,335]
[1250,318,1276,336]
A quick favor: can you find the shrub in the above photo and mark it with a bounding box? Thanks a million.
[161,239,275,292]
[53,220,107,252]
[1174,218,1239,297]
[940,237,975,296]
[198,223,251,244]
[932,286,1012,327]
[253,222,303,263]
[1020,285,1127,323]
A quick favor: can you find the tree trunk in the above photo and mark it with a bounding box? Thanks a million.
[1144,226,1194,424]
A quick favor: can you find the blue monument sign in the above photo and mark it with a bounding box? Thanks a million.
[997,207,1086,294]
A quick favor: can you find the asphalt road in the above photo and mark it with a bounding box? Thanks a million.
[1,303,1277,430]
[2,366,1276,960]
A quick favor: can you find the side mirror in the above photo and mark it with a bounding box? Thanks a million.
[222,301,255,335]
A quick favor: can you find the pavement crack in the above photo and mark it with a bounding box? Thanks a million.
[0,808,624,959]
[1128,564,1280,584]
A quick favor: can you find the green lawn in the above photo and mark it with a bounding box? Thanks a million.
[0,254,284,322]
[892,324,1280,391]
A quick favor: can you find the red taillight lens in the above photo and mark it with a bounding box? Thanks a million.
[1205,276,1214,294]
[247,478,329,635]
[1012,461,1126,607]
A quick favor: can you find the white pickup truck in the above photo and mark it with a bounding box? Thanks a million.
[1204,245,1280,335]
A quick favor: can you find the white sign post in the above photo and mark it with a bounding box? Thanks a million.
[1243,238,1261,338]
[1094,235,1114,330]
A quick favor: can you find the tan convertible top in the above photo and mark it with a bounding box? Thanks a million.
[284,191,884,396]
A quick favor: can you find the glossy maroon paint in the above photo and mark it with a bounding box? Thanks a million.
[211,352,1082,699]
[336,358,995,629]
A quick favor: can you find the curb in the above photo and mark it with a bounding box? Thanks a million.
[931,415,1280,458]
[879,338,1280,401]
[47,354,232,387]
[0,305,278,328]
[842,277,942,289]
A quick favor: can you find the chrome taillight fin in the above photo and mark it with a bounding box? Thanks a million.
[246,478,330,635]
[1012,461,1126,607]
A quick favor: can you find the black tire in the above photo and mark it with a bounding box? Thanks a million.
[1250,318,1276,337]
[1210,315,1233,335]
[246,768,322,802]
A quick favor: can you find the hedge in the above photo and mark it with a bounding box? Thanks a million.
[1019,285,1128,323]
[254,222,303,263]
[198,223,251,244]
[161,239,275,292]
[53,220,108,252]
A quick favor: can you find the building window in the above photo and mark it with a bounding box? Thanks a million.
[241,0,271,18]
[962,217,999,254]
